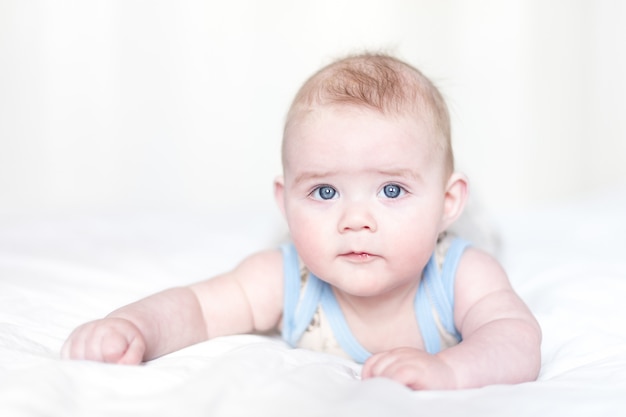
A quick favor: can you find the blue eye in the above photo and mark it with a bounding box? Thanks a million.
[313,186,337,200]
[380,184,404,199]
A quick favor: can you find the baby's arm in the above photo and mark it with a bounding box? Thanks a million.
[61,250,284,364]
[362,248,541,390]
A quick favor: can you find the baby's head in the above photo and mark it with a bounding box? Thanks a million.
[283,53,454,179]
[276,54,469,289]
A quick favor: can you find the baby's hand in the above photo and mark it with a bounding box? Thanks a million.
[61,317,146,365]
[362,347,456,390]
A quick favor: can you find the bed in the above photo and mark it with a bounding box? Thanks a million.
[1,189,625,417]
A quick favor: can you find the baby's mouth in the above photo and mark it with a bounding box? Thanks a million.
[340,252,376,262]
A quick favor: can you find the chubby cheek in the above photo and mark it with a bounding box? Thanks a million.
[381,213,439,267]
[285,208,331,264]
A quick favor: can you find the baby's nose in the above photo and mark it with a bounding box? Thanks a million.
[337,202,377,233]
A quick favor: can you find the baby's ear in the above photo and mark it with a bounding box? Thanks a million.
[440,172,468,231]
[274,175,286,217]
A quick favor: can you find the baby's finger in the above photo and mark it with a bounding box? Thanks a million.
[82,325,112,362]
[116,335,146,365]
[100,331,132,363]
[62,325,91,360]
[362,351,393,379]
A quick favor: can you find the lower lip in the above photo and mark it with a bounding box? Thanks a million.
[341,253,377,262]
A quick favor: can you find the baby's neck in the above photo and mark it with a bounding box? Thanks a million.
[331,279,419,324]
[331,280,423,352]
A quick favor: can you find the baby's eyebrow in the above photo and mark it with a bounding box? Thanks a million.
[375,168,421,181]
[293,170,339,185]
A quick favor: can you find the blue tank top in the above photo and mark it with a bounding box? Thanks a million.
[280,238,470,363]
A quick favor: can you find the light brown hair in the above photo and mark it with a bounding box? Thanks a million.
[283,53,454,175]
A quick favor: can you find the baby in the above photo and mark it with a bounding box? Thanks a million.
[62,53,541,390]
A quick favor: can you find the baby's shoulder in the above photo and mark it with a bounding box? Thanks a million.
[456,246,506,281]
[232,248,285,279]
[436,233,503,276]
[453,244,512,311]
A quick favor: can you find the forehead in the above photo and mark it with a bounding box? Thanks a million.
[282,105,441,177]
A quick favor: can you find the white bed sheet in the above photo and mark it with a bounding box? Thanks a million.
[1,192,625,417]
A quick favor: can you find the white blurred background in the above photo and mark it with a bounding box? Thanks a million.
[1,0,625,215]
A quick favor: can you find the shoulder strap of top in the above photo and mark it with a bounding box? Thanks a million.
[415,238,470,353]
[280,243,372,362]
[319,284,372,364]
[280,243,324,347]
